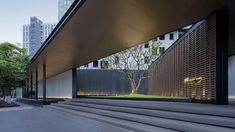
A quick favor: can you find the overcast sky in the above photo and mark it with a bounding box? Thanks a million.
[0,0,58,45]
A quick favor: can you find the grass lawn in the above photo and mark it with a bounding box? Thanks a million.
[89,94,187,99]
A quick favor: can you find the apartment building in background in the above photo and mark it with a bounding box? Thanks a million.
[79,29,188,70]
[23,17,56,56]
[23,0,75,56]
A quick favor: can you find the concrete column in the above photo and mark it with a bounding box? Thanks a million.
[30,74,33,99]
[72,68,77,98]
[35,68,38,99]
[25,78,29,98]
[43,64,46,101]
[216,10,228,105]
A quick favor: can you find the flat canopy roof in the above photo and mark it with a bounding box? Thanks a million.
[29,0,227,81]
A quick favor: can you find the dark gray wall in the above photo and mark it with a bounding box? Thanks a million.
[228,0,235,100]
[77,70,148,96]
[229,0,235,56]
[229,55,235,99]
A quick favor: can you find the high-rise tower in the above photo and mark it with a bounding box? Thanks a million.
[58,0,75,21]
[23,17,56,56]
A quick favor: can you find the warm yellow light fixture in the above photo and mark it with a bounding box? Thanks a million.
[184,77,202,85]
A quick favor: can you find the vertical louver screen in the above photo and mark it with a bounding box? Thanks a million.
[149,14,216,100]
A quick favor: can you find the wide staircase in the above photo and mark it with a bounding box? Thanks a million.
[45,98,235,132]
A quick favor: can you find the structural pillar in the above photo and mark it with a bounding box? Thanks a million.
[216,10,228,105]
[35,68,38,99]
[72,68,78,98]
[25,78,29,98]
[30,74,33,99]
[43,64,46,102]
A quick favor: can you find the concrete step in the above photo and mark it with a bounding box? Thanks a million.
[50,103,235,132]
[70,98,235,117]
[45,105,177,132]
[59,101,235,129]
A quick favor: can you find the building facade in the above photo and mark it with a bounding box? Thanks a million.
[23,17,56,56]
[58,0,75,21]
[25,0,235,105]
[79,29,187,70]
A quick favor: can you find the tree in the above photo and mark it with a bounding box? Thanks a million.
[0,42,30,98]
[103,41,161,94]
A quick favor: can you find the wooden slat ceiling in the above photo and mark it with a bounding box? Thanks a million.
[29,0,227,81]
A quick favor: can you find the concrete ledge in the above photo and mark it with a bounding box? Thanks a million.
[78,96,191,103]
[16,98,65,106]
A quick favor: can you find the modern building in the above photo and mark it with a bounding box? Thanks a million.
[79,29,187,70]
[58,0,75,21]
[23,17,56,56]
[25,0,235,105]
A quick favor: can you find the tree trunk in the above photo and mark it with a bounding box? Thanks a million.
[131,81,137,94]
[129,77,143,94]
[130,80,141,94]
[135,79,142,93]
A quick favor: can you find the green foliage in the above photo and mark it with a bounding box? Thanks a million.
[150,41,161,58]
[124,69,132,79]
[0,42,30,96]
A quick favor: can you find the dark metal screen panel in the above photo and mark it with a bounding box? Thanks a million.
[77,70,148,96]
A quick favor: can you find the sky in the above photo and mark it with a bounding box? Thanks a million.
[0,0,58,45]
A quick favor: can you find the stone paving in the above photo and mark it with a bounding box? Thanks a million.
[0,105,132,132]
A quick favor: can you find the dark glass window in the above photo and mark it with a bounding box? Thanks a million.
[115,56,119,64]
[84,64,88,67]
[93,60,98,67]
[154,37,158,41]
[144,43,149,48]
[144,56,149,64]
[101,61,109,69]
[170,33,174,40]
[159,35,165,40]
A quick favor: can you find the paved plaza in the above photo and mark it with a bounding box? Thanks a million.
[0,105,131,132]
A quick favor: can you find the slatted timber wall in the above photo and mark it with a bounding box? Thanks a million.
[149,14,217,100]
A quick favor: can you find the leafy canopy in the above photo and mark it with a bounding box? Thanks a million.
[0,42,30,90]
